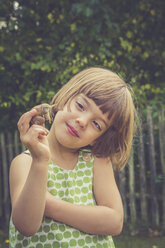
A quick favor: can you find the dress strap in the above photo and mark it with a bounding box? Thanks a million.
[23,149,31,155]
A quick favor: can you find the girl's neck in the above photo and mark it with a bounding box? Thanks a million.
[47,127,79,170]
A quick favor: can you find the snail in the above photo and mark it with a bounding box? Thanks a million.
[31,103,56,126]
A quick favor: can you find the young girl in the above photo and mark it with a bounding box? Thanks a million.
[9,67,135,248]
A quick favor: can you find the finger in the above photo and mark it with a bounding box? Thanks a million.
[17,109,37,134]
[17,109,37,126]
[30,125,49,136]
[20,125,49,146]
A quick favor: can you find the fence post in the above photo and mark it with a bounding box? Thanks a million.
[158,105,165,232]
[7,132,14,165]
[138,112,148,223]
[0,152,2,220]
[147,106,159,227]
[128,148,137,228]
[119,168,128,223]
[14,130,20,155]
[0,133,10,225]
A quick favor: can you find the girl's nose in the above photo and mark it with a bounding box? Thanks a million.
[76,116,88,128]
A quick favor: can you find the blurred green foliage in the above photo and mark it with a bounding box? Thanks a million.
[0,0,165,131]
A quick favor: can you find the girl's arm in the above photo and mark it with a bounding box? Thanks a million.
[10,110,50,236]
[45,157,123,236]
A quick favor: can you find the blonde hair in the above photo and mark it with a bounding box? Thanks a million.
[51,67,135,169]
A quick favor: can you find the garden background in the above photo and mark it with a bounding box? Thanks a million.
[0,0,165,247]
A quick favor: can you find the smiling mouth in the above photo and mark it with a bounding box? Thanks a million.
[66,123,79,137]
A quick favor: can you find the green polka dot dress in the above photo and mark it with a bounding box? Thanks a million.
[9,150,115,248]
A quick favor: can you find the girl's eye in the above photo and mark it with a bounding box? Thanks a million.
[93,120,102,131]
[76,101,84,111]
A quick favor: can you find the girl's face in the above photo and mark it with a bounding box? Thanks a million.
[51,94,111,151]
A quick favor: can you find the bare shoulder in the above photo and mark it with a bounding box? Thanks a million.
[10,152,32,173]
[93,156,115,192]
[93,156,113,176]
[10,152,32,187]
[10,152,32,206]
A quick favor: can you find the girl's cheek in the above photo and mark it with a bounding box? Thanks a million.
[66,104,71,112]
[63,102,74,113]
[65,101,73,113]
[54,110,73,123]
[55,102,79,122]
[62,103,70,112]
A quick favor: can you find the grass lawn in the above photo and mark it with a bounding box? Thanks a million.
[113,234,165,248]
[0,229,165,248]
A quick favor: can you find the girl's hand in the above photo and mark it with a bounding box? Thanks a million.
[17,109,50,162]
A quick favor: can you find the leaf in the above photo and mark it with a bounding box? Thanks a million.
[36,38,42,42]
[70,23,76,32]
[85,7,93,17]
[0,46,5,52]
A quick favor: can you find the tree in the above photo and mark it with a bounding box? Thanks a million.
[0,0,164,131]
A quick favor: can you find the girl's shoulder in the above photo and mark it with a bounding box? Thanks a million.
[11,150,32,164]
[10,150,32,176]
[92,156,113,178]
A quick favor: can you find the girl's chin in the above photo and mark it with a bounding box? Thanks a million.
[55,135,79,150]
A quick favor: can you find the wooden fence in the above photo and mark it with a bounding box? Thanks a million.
[0,106,165,233]
[0,131,26,227]
[116,105,165,233]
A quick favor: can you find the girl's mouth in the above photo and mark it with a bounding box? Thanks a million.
[66,123,79,137]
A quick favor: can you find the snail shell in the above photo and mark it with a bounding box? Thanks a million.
[31,103,56,126]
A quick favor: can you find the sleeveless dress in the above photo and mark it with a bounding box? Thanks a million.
[9,150,115,248]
